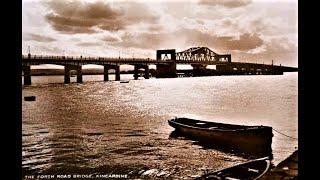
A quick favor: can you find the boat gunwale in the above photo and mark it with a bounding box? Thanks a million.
[169,118,271,132]
[202,157,271,179]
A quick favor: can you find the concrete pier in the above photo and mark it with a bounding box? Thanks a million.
[192,64,207,77]
[144,66,150,79]
[104,65,109,81]
[64,65,71,84]
[64,65,83,84]
[156,49,177,78]
[104,65,120,81]
[76,65,82,83]
[134,65,139,80]
[134,65,150,80]
[156,63,177,78]
[115,66,120,81]
[22,65,31,85]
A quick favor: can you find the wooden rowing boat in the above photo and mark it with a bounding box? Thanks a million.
[197,157,271,180]
[168,118,273,155]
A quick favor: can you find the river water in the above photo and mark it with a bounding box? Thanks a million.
[22,73,298,179]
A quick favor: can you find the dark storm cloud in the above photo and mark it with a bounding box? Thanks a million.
[43,0,159,34]
[23,33,57,42]
[199,0,252,8]
[108,29,263,52]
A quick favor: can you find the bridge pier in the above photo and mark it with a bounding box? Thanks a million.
[76,66,82,83]
[191,64,207,76]
[271,65,283,75]
[134,65,149,80]
[64,65,82,84]
[64,65,71,84]
[103,65,120,81]
[216,64,232,74]
[156,49,177,78]
[104,65,109,81]
[22,65,31,85]
[144,66,150,79]
[115,66,120,81]
[156,63,177,78]
[134,65,139,80]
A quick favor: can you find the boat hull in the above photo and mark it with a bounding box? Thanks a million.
[168,118,273,156]
[198,157,271,180]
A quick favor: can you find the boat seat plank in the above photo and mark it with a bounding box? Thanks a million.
[225,177,240,180]
[207,175,222,179]
[247,168,259,173]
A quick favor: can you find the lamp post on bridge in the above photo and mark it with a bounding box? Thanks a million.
[28,45,31,58]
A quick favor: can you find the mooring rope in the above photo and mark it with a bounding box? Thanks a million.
[272,128,298,140]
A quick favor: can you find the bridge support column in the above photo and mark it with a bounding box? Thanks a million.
[192,64,207,76]
[76,66,82,83]
[104,65,109,81]
[216,64,232,75]
[156,49,177,78]
[272,65,283,75]
[144,66,149,79]
[115,66,120,81]
[22,65,31,85]
[156,63,177,78]
[64,65,71,84]
[134,65,139,80]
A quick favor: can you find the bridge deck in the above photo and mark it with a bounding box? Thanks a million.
[21,54,298,71]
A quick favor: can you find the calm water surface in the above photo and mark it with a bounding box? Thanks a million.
[22,73,298,179]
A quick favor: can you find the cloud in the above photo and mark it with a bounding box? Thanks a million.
[199,0,252,8]
[102,35,120,42]
[44,0,121,19]
[35,45,63,55]
[264,37,297,54]
[226,33,263,51]
[76,42,101,47]
[106,28,263,53]
[107,32,163,50]
[23,0,297,66]
[23,33,56,42]
[43,0,159,34]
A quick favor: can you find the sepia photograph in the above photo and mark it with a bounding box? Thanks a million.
[22,0,298,179]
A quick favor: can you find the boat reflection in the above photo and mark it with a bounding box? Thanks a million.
[169,130,273,159]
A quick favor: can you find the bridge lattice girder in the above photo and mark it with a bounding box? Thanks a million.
[176,47,229,62]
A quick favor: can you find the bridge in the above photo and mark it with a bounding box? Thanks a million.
[22,47,298,85]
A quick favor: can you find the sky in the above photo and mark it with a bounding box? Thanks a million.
[22,0,298,67]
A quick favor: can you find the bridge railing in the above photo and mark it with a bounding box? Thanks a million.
[22,54,157,62]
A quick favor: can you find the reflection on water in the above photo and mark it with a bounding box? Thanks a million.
[22,73,297,179]
[169,130,273,160]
